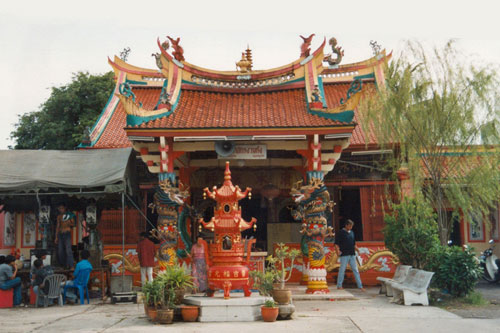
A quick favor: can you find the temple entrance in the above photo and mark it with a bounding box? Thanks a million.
[240,194,267,251]
[334,187,363,241]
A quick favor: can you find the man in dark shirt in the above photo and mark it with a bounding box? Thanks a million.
[334,219,364,291]
[32,259,54,305]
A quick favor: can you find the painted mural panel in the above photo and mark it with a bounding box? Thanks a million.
[3,212,15,247]
[276,242,397,286]
[23,213,37,247]
[469,212,485,242]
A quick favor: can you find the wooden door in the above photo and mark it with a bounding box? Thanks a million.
[360,185,395,241]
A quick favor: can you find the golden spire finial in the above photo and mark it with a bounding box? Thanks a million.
[224,161,231,182]
[245,45,253,71]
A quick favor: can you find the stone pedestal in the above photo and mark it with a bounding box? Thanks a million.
[183,294,266,322]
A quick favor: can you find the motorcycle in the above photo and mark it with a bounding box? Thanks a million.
[479,239,500,283]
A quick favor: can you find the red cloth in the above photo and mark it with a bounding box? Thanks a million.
[137,238,156,267]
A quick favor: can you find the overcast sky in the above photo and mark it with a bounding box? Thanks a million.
[1,0,499,149]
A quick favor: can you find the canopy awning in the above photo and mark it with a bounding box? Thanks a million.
[0,148,135,196]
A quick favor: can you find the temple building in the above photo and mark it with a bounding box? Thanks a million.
[80,35,399,284]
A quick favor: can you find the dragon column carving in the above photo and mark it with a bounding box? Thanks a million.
[149,173,192,270]
[290,171,334,294]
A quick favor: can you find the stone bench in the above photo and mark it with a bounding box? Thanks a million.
[388,268,434,306]
[377,265,412,296]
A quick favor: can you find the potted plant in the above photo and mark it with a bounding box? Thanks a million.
[159,263,194,305]
[261,299,279,322]
[142,280,162,322]
[156,285,175,324]
[180,304,199,322]
[268,243,300,305]
[250,269,279,297]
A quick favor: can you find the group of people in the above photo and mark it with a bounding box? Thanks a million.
[0,203,93,307]
[0,250,93,307]
[137,233,208,293]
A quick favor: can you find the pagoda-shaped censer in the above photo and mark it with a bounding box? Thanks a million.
[199,161,257,299]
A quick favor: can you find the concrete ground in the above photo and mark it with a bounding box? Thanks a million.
[2,287,500,333]
[476,279,500,304]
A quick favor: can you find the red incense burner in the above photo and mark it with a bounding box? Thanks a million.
[199,161,256,299]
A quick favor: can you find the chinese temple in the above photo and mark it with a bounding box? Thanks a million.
[75,34,402,286]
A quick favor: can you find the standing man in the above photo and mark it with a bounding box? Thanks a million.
[0,255,23,306]
[335,219,365,291]
[55,203,75,269]
[137,232,156,285]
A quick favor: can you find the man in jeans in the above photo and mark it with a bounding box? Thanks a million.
[55,203,75,269]
[335,219,365,291]
[0,255,23,306]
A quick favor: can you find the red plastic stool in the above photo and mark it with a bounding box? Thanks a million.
[30,286,36,305]
[0,289,14,308]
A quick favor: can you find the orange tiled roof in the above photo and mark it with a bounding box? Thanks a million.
[129,86,349,129]
[93,82,377,148]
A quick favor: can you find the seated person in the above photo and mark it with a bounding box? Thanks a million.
[32,259,54,305]
[30,250,48,278]
[0,255,23,307]
[64,250,93,302]
[0,255,5,265]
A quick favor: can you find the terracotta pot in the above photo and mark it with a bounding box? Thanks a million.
[272,289,292,305]
[148,308,158,322]
[261,306,279,322]
[156,309,174,324]
[181,305,199,322]
[174,288,185,305]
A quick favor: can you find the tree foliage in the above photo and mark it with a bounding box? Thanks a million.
[11,71,115,150]
[429,245,482,297]
[363,40,500,244]
[383,197,440,269]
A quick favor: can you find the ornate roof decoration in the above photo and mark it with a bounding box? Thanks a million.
[86,35,392,147]
[300,34,315,57]
[323,37,344,67]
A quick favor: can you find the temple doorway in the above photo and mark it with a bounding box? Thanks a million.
[334,187,363,241]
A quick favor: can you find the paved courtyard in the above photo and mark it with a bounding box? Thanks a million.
[2,287,500,333]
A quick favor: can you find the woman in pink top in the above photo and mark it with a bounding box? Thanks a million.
[189,237,209,292]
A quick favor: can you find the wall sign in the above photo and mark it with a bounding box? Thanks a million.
[223,144,267,160]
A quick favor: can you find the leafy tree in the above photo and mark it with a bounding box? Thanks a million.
[11,71,115,150]
[363,41,500,245]
[383,197,440,269]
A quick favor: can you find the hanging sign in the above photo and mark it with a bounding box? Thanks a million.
[224,144,267,160]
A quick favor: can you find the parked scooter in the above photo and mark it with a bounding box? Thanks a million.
[479,239,500,283]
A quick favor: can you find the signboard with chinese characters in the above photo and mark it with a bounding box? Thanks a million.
[225,144,266,160]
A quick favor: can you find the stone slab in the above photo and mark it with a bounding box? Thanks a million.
[183,294,267,322]
[288,284,355,301]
